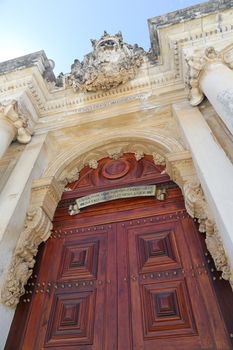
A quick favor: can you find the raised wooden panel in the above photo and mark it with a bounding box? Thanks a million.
[45,290,96,346]
[141,280,197,338]
[58,240,99,281]
[137,229,181,273]
[65,154,167,193]
[102,159,130,179]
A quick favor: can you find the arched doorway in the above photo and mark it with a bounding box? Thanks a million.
[6,154,233,349]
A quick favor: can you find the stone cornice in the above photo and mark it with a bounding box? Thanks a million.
[0,50,55,82]
[148,0,233,58]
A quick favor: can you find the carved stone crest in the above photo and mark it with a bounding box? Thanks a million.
[66,31,145,92]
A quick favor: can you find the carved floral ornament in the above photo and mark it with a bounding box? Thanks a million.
[0,100,33,144]
[62,31,145,92]
[185,44,233,106]
[1,151,232,308]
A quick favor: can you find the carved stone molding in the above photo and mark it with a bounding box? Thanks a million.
[152,152,165,166]
[134,151,144,161]
[61,166,80,185]
[30,177,64,220]
[107,148,124,160]
[165,151,196,189]
[0,177,63,307]
[183,182,208,229]
[186,44,233,106]
[0,100,33,144]
[206,224,233,288]
[1,207,52,307]
[45,131,184,182]
[65,31,145,92]
[87,159,98,169]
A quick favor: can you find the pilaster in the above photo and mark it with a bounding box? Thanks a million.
[173,101,233,288]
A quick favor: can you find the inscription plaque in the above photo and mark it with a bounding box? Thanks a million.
[69,185,157,215]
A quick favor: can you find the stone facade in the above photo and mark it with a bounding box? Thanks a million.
[0,1,233,348]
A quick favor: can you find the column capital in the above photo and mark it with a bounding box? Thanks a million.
[0,100,33,144]
[186,44,233,106]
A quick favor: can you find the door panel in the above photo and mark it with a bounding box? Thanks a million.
[118,213,232,349]
[21,227,117,350]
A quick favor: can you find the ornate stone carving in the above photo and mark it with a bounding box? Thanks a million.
[66,31,145,92]
[1,207,52,307]
[206,224,232,287]
[88,159,98,169]
[0,100,33,144]
[186,45,233,106]
[183,182,207,220]
[181,181,232,285]
[165,151,196,189]
[152,152,166,166]
[134,151,144,161]
[107,148,123,160]
[0,177,63,307]
[61,166,80,185]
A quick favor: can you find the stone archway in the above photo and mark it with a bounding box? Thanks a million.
[1,133,231,308]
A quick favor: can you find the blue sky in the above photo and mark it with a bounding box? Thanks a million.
[0,0,206,75]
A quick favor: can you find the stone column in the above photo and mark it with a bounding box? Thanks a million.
[0,100,32,158]
[186,45,233,135]
[173,101,233,280]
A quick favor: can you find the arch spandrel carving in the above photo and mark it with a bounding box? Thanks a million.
[1,138,232,308]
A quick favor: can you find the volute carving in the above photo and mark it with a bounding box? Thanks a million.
[186,45,233,106]
[0,100,33,144]
[66,31,145,92]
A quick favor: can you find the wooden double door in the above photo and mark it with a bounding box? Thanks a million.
[7,155,232,349]
[16,194,232,349]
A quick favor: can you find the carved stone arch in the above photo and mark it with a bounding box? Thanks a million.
[44,130,184,184]
[1,134,232,308]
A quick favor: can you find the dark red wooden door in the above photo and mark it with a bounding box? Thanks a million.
[16,201,231,349]
[6,155,232,349]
